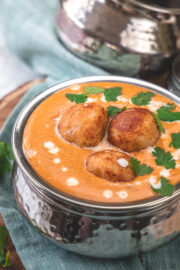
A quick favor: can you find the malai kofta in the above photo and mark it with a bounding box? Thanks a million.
[58,103,108,147]
[108,108,160,152]
[23,82,180,203]
[86,150,136,182]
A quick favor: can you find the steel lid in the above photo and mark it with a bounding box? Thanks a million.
[138,0,180,8]
[125,0,180,13]
[172,54,180,85]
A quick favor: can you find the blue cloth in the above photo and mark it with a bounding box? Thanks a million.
[0,0,180,269]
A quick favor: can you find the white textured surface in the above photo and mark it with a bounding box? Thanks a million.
[117,158,129,168]
[66,177,79,186]
[44,141,55,149]
[0,24,39,99]
[149,175,162,189]
[103,190,113,199]
[116,191,128,199]
[160,169,170,177]
[53,158,61,164]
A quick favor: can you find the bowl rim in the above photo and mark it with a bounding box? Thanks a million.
[126,0,180,14]
[12,75,180,211]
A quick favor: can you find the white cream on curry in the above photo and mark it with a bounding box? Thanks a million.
[23,82,180,203]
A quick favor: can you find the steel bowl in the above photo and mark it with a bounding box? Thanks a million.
[167,54,180,96]
[12,76,180,258]
[56,0,180,77]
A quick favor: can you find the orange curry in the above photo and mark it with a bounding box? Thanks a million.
[23,82,180,203]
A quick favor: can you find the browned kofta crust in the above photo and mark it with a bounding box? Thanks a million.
[108,108,160,152]
[86,150,136,182]
[58,103,108,147]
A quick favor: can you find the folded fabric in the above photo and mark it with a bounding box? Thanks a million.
[0,0,180,269]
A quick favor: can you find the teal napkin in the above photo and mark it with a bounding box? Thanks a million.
[0,0,180,269]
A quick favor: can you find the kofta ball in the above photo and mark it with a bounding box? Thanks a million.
[108,108,160,152]
[58,103,108,147]
[86,150,136,182]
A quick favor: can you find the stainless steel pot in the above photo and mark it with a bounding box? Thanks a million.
[167,54,180,96]
[56,0,180,77]
[12,76,180,258]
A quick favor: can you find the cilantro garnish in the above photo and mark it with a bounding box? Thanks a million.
[0,227,11,268]
[131,92,154,106]
[66,93,88,104]
[169,133,180,149]
[167,103,176,110]
[152,112,165,133]
[157,103,180,122]
[107,106,126,117]
[0,142,14,176]
[84,85,104,95]
[152,147,176,169]
[104,87,122,101]
[130,157,153,176]
[151,177,175,196]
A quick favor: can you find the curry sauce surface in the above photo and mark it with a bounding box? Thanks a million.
[23,82,180,203]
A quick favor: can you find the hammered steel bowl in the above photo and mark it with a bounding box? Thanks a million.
[56,0,180,77]
[12,76,180,258]
[167,54,180,96]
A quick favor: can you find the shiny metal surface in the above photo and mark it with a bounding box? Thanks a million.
[167,54,180,96]
[14,167,180,258]
[12,76,180,258]
[57,0,180,76]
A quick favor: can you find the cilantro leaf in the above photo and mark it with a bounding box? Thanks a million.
[0,227,8,254]
[169,133,180,149]
[107,106,126,117]
[84,85,104,94]
[152,112,165,133]
[131,92,154,106]
[152,147,176,169]
[0,226,11,268]
[130,157,153,176]
[167,103,176,110]
[0,142,14,176]
[157,103,180,122]
[2,251,11,268]
[151,177,174,196]
[5,144,14,160]
[66,93,88,104]
[104,87,122,101]
[0,158,10,176]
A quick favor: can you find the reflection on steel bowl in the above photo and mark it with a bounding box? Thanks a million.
[57,0,180,77]
[12,76,180,258]
[167,54,180,96]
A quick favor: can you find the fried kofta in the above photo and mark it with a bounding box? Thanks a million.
[58,103,108,147]
[86,150,136,182]
[108,108,160,152]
